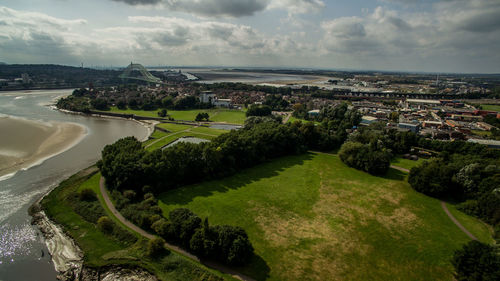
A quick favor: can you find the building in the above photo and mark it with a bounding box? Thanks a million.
[213,98,232,108]
[360,115,378,125]
[422,121,443,129]
[199,91,232,108]
[199,91,215,104]
[468,139,500,149]
[398,122,420,133]
[308,109,320,116]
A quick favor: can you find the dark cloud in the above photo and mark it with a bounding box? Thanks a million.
[457,10,500,33]
[112,0,162,5]
[112,0,269,17]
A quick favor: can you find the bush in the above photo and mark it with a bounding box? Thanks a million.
[452,240,500,281]
[97,216,114,234]
[147,237,167,258]
[79,188,97,201]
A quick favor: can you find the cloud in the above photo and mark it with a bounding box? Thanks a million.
[268,0,325,15]
[112,0,270,17]
[111,0,325,17]
[318,0,500,71]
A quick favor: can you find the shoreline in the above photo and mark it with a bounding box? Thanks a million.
[53,107,157,142]
[0,117,88,181]
[27,106,158,280]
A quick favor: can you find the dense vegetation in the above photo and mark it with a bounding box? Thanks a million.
[153,209,254,265]
[339,141,391,175]
[451,240,500,281]
[56,87,213,113]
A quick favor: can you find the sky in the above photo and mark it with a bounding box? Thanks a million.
[0,0,499,73]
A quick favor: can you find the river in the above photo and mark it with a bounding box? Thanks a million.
[0,89,148,281]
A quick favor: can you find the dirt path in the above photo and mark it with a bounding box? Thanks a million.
[99,177,256,281]
[389,165,410,173]
[440,201,478,240]
[145,128,192,149]
[389,164,478,241]
[282,112,292,124]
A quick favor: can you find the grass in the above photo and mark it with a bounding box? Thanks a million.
[391,156,426,170]
[144,123,227,151]
[471,130,492,137]
[105,107,246,124]
[43,167,234,281]
[158,152,493,281]
[480,104,500,112]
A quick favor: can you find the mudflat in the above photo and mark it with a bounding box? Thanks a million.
[0,116,87,179]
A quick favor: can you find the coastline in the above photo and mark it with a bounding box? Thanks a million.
[54,106,158,142]
[30,200,157,281]
[27,106,159,280]
[0,117,88,181]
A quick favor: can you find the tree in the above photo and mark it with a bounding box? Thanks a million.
[158,108,167,117]
[195,112,209,121]
[90,98,109,110]
[452,240,500,281]
[169,208,201,247]
[97,216,114,234]
[246,104,272,117]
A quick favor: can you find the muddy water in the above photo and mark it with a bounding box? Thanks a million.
[0,89,148,281]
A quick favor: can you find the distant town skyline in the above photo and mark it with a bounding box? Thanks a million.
[1,0,500,73]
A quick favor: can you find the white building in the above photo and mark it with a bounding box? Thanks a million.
[199,91,232,107]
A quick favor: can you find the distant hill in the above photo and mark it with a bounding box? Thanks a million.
[0,64,123,89]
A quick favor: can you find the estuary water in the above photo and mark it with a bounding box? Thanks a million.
[0,89,148,281]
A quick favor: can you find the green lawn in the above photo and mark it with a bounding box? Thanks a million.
[481,104,500,112]
[43,167,234,281]
[391,156,426,170]
[158,152,493,281]
[144,123,227,151]
[105,107,246,124]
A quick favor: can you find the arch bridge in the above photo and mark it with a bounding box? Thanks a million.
[119,62,163,84]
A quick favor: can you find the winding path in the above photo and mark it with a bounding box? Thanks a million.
[390,164,478,241]
[99,177,256,281]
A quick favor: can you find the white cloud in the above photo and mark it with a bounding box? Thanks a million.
[319,1,500,71]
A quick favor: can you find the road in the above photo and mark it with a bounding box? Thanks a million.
[99,176,256,281]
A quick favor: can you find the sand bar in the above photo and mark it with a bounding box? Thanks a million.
[0,116,87,180]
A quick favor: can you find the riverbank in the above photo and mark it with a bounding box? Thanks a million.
[30,199,158,281]
[0,116,87,180]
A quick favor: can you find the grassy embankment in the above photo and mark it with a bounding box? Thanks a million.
[158,152,493,281]
[104,107,247,124]
[480,104,500,112]
[42,167,233,281]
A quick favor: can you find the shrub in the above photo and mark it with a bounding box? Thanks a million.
[148,237,167,258]
[79,188,97,201]
[97,216,113,234]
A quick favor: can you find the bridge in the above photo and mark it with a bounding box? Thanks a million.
[119,62,163,84]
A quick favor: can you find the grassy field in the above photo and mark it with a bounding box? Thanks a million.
[105,107,246,124]
[391,156,426,170]
[42,167,233,281]
[480,104,500,112]
[158,152,493,281]
[144,123,227,151]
